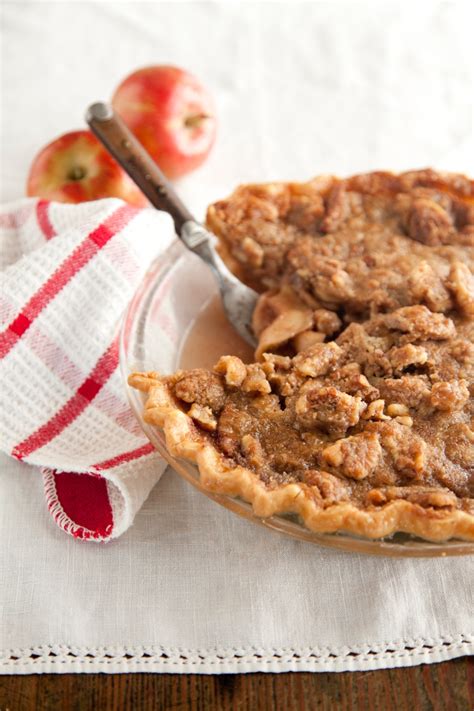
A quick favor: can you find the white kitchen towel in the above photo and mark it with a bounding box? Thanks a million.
[0,198,174,540]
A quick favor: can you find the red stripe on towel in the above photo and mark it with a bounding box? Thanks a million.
[36,200,56,240]
[12,340,119,460]
[0,204,135,358]
[93,443,155,471]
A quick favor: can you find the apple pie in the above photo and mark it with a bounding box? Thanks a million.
[130,170,474,541]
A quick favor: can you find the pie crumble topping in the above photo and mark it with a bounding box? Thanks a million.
[130,170,474,541]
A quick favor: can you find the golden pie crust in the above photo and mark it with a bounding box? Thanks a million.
[130,170,474,542]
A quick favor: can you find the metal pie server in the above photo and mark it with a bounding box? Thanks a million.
[86,102,258,347]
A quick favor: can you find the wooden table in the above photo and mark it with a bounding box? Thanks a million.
[1,657,472,710]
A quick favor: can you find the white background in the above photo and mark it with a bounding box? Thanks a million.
[1,1,473,673]
[2,2,473,213]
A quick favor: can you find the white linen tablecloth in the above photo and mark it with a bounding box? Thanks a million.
[1,1,473,674]
[1,455,473,673]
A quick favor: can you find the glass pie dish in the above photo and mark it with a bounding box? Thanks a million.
[120,240,474,557]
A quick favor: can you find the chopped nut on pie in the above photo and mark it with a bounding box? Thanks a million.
[322,432,382,480]
[188,403,217,432]
[430,380,470,412]
[293,342,342,377]
[131,170,474,542]
[406,198,454,246]
[295,385,366,436]
[388,344,428,373]
[214,355,247,387]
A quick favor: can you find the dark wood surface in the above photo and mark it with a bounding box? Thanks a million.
[1,657,473,710]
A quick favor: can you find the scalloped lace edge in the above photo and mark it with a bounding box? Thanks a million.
[1,636,472,674]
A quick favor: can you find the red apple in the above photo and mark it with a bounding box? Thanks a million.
[26,130,148,206]
[112,65,216,179]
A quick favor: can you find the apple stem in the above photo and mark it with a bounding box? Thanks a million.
[184,113,210,129]
[68,166,86,181]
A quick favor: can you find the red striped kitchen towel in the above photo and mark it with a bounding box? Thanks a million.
[0,198,175,540]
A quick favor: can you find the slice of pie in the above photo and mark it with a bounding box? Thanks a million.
[130,170,474,541]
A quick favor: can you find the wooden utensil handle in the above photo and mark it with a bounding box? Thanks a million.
[86,102,195,233]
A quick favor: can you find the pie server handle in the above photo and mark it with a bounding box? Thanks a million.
[86,101,258,347]
[85,101,195,234]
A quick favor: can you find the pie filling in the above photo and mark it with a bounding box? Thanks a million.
[130,170,474,540]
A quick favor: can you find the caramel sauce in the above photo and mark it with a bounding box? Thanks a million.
[178,295,254,370]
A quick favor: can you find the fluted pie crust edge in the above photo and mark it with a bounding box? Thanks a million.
[129,372,474,542]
